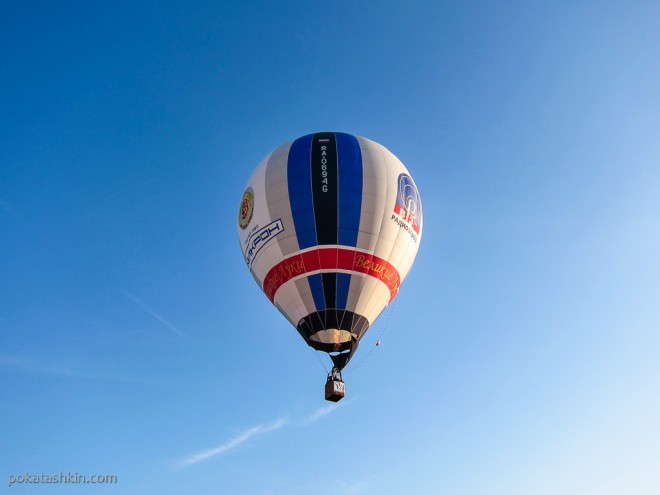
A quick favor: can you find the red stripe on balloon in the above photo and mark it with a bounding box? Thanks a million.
[262,247,401,303]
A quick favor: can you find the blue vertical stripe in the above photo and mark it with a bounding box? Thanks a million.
[336,132,363,247]
[307,274,326,310]
[287,134,316,249]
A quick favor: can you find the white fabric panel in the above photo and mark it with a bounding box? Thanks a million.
[345,271,366,313]
[352,276,383,318]
[351,135,423,325]
[387,233,416,280]
[248,241,279,286]
[293,277,319,319]
[275,302,296,327]
[348,137,391,322]
[264,142,297,257]
[274,280,305,327]
[363,286,390,325]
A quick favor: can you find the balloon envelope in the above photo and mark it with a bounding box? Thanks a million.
[237,132,422,368]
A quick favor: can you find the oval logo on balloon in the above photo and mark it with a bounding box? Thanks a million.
[238,187,254,230]
[394,173,422,236]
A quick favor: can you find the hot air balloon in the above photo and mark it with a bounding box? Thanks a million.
[237,132,423,401]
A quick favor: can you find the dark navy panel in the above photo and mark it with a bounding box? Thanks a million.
[311,132,338,245]
[336,132,363,247]
[336,273,351,309]
[287,134,316,249]
[322,272,337,309]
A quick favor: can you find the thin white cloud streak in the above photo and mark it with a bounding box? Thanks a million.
[301,403,341,425]
[177,400,352,468]
[0,355,73,376]
[0,355,166,385]
[301,398,354,426]
[336,477,372,494]
[125,292,189,339]
[178,417,288,466]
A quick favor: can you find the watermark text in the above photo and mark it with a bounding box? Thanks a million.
[8,471,117,487]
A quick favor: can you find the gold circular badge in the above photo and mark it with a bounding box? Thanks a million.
[238,187,254,230]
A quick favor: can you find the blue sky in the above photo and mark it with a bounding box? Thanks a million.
[2,1,660,493]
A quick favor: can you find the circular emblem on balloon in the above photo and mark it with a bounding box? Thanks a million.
[398,174,421,217]
[395,173,423,234]
[238,187,254,230]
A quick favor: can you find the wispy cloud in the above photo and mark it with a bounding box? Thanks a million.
[336,476,372,494]
[177,399,353,467]
[301,401,346,425]
[0,354,166,386]
[0,355,73,376]
[178,417,288,466]
[125,292,189,339]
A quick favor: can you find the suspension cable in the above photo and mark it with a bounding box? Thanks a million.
[344,297,398,375]
[314,349,330,374]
